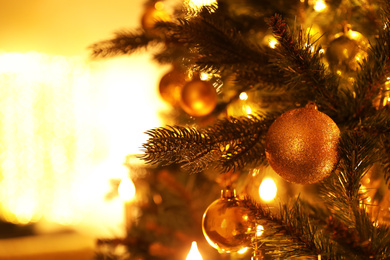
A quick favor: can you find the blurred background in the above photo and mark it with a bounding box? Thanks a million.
[0,0,169,258]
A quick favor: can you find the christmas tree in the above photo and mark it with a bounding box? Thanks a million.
[92,0,390,259]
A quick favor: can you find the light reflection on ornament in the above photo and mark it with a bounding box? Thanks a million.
[118,177,136,202]
[259,178,277,202]
[186,241,203,260]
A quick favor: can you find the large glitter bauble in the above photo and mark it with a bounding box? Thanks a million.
[202,189,255,253]
[265,107,340,184]
[180,79,217,117]
[159,69,187,107]
[325,29,368,73]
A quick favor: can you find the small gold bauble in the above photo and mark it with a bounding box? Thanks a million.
[141,5,171,31]
[180,79,217,117]
[202,189,255,253]
[265,107,340,184]
[159,69,187,107]
[325,29,368,73]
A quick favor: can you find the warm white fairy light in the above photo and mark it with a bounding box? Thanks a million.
[256,225,264,237]
[237,247,248,254]
[259,178,277,202]
[188,0,217,10]
[269,39,278,49]
[314,0,327,12]
[186,241,203,260]
[239,92,248,100]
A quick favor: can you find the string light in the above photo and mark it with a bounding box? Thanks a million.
[186,241,203,260]
[313,0,327,12]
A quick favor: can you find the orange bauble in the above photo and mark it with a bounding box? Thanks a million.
[159,69,187,107]
[180,80,217,117]
[265,107,340,184]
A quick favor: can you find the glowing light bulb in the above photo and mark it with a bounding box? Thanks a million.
[259,178,277,202]
[118,177,136,202]
[239,92,248,100]
[237,247,248,254]
[186,241,203,260]
[269,40,278,49]
[188,0,217,9]
[256,225,264,237]
[314,0,326,12]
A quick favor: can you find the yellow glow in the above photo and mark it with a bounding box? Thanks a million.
[0,52,163,236]
[237,247,248,254]
[256,225,264,237]
[244,105,252,115]
[200,72,213,81]
[239,92,248,100]
[259,178,277,201]
[118,177,136,202]
[154,1,165,10]
[188,0,217,9]
[314,0,327,12]
[186,241,203,260]
[269,40,278,49]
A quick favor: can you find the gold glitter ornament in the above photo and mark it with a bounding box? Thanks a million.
[180,79,217,117]
[158,68,187,107]
[202,188,255,253]
[265,107,340,184]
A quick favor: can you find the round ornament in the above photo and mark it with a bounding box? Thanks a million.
[202,188,255,253]
[265,106,340,184]
[159,69,187,107]
[180,79,217,117]
[325,27,369,73]
[141,3,171,32]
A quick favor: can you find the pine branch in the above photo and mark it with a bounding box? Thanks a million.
[242,197,337,259]
[141,114,277,174]
[318,131,390,259]
[353,9,390,119]
[89,29,159,58]
[267,14,353,123]
[170,6,286,90]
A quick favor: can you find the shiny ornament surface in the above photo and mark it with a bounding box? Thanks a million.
[202,189,254,253]
[159,69,187,107]
[325,29,368,73]
[265,107,340,184]
[180,80,217,117]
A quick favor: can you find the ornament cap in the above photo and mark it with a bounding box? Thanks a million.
[221,187,236,199]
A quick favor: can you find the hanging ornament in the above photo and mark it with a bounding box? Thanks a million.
[325,25,369,74]
[265,104,340,184]
[180,79,218,117]
[202,188,255,253]
[141,2,171,32]
[159,68,188,107]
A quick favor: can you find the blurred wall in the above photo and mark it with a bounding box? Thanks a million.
[0,0,145,55]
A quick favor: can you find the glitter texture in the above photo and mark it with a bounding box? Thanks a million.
[265,107,340,184]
